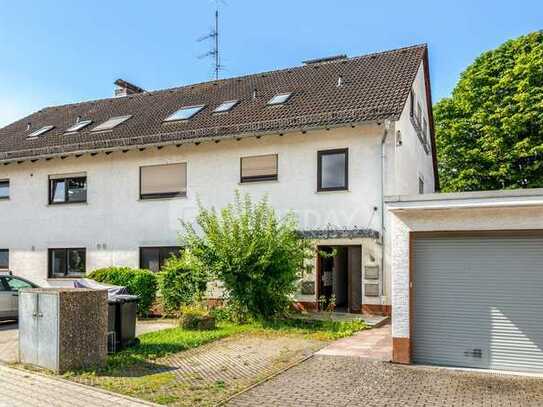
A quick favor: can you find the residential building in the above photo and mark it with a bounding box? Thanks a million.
[0,44,437,315]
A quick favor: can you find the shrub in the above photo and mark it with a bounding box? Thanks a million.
[158,252,209,314]
[182,192,313,319]
[179,304,216,330]
[88,267,158,316]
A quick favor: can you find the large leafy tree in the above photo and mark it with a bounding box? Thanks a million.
[435,31,543,191]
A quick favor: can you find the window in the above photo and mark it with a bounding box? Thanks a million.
[213,100,239,113]
[49,174,87,204]
[419,177,425,194]
[3,276,35,291]
[140,247,182,273]
[317,149,348,191]
[164,105,205,121]
[48,248,86,278]
[422,117,429,144]
[92,115,131,131]
[26,125,54,139]
[0,249,8,269]
[267,93,292,105]
[240,154,278,183]
[140,163,187,199]
[65,120,92,133]
[0,180,9,199]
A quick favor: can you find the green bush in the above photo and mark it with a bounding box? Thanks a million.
[158,252,209,314]
[182,192,313,320]
[179,304,216,330]
[88,267,158,316]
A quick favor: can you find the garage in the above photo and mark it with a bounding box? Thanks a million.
[387,189,543,374]
[412,232,543,373]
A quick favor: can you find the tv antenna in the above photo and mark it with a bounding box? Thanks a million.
[198,1,226,80]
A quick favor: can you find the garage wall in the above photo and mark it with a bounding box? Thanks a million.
[389,204,543,363]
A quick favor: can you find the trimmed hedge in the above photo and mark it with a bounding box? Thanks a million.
[88,267,158,316]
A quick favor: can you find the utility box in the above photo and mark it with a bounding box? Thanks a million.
[19,288,108,373]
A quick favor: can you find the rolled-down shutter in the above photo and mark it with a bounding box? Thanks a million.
[412,233,543,373]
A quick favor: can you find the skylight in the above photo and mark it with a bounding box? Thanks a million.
[213,100,239,113]
[65,120,92,133]
[92,115,132,131]
[268,93,292,105]
[26,125,54,139]
[164,105,205,121]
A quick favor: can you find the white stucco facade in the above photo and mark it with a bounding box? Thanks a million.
[0,61,435,311]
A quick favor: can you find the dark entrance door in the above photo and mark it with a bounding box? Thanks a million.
[317,245,362,313]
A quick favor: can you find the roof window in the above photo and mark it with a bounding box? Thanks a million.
[65,120,92,133]
[213,100,239,113]
[164,105,205,121]
[267,93,292,105]
[26,125,54,140]
[92,115,132,131]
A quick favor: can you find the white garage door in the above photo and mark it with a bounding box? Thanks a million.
[413,233,543,373]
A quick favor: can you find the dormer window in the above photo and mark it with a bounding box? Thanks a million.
[26,125,54,140]
[65,120,92,133]
[164,105,205,121]
[213,100,239,113]
[267,93,292,105]
[92,115,132,132]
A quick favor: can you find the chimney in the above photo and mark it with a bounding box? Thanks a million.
[114,79,145,97]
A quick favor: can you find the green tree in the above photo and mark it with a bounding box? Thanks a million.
[435,31,543,191]
[182,192,313,319]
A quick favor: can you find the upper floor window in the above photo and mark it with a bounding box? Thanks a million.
[0,249,8,270]
[0,180,9,199]
[49,174,87,204]
[317,148,348,192]
[240,154,278,183]
[48,248,86,278]
[140,163,187,199]
[140,246,182,273]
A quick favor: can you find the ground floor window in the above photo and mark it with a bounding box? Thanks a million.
[0,249,8,269]
[48,248,86,278]
[139,246,182,272]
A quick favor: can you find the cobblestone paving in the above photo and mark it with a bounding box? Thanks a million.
[70,333,326,406]
[227,355,543,407]
[0,365,157,407]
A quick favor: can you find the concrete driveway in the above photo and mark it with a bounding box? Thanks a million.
[0,319,176,364]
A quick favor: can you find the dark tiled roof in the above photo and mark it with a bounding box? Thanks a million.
[0,44,427,162]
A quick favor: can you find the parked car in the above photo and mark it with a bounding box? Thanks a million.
[0,272,39,321]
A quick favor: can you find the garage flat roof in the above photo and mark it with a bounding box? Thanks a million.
[386,188,543,211]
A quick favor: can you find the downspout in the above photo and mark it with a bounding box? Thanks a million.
[380,119,393,297]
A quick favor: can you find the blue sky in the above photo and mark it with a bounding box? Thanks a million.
[1,1,542,127]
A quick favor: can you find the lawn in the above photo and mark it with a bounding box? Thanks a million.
[64,318,367,406]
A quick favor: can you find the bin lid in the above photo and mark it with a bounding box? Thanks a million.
[108,294,139,303]
[74,279,135,300]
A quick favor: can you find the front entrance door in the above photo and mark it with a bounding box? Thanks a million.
[317,245,362,313]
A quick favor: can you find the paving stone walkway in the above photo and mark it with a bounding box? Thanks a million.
[316,324,391,360]
[227,355,543,407]
[0,365,157,407]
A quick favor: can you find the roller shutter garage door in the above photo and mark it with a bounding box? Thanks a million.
[412,233,543,373]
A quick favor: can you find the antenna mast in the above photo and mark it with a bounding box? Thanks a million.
[198,3,224,80]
